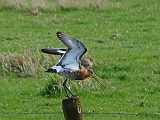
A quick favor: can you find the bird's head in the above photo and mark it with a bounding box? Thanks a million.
[89,58,97,66]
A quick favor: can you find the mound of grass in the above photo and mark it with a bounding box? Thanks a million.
[40,76,63,98]
[0,48,55,77]
[58,0,122,10]
[0,0,123,11]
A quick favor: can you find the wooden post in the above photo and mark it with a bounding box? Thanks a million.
[62,96,83,120]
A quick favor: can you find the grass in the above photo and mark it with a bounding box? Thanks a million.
[0,0,160,119]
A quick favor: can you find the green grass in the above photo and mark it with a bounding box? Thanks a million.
[0,0,160,119]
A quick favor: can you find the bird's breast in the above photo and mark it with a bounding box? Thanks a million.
[58,69,86,80]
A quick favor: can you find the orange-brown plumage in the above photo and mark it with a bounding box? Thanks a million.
[66,65,91,80]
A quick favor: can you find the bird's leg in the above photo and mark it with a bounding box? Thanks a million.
[63,79,69,98]
[63,79,75,98]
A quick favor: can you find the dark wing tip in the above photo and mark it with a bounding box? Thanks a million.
[45,68,57,73]
[41,48,54,54]
[56,32,63,38]
[41,48,66,55]
[41,49,47,53]
[41,49,53,54]
[56,31,62,34]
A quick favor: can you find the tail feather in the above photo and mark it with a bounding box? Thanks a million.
[41,48,66,56]
[45,68,57,73]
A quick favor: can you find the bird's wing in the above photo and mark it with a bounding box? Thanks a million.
[56,32,87,70]
[41,48,66,56]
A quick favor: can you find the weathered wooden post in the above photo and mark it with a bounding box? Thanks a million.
[62,96,83,120]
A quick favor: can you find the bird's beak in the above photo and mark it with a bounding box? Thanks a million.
[91,73,106,88]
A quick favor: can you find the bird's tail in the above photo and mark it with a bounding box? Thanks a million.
[41,48,66,56]
[45,68,57,73]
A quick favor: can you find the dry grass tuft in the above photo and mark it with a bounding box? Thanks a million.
[0,0,123,11]
[0,0,58,11]
[58,0,122,10]
[40,75,63,98]
[0,49,55,77]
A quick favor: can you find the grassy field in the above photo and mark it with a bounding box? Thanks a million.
[0,0,160,119]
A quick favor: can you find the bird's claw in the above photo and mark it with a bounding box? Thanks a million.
[66,94,77,98]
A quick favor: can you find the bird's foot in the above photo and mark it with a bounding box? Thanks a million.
[71,94,78,98]
[66,94,77,98]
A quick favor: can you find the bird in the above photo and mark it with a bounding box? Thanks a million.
[31,8,41,16]
[41,48,94,69]
[45,32,105,98]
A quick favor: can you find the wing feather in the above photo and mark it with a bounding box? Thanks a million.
[41,48,66,55]
[56,32,87,70]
